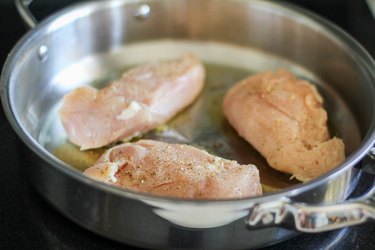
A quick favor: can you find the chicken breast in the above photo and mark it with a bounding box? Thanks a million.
[60,55,205,150]
[223,70,345,182]
[84,140,262,199]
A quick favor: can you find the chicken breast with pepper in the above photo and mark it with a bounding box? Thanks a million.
[60,55,205,150]
[84,140,262,199]
[223,70,345,182]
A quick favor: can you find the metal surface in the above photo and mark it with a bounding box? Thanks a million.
[133,4,151,20]
[1,0,375,249]
[368,147,375,160]
[248,156,375,232]
[367,0,375,19]
[248,182,375,232]
[15,0,37,28]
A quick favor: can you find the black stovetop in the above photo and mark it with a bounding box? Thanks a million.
[0,0,374,249]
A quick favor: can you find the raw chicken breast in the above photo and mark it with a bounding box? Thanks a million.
[223,70,345,182]
[60,55,205,150]
[84,140,262,199]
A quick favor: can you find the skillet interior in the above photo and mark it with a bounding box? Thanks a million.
[37,40,361,192]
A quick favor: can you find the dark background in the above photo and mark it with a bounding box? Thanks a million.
[0,0,374,249]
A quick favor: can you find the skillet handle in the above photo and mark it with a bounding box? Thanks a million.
[15,0,37,29]
[247,158,375,233]
[366,0,375,19]
[247,182,375,233]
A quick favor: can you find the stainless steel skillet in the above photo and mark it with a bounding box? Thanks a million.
[1,0,375,249]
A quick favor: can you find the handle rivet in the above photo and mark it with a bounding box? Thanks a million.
[262,213,274,224]
[38,45,48,62]
[368,147,375,160]
[134,4,151,21]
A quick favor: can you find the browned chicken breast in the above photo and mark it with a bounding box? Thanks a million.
[60,55,205,150]
[223,70,345,182]
[84,140,262,199]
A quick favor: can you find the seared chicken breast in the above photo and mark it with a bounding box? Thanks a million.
[84,140,262,199]
[223,70,345,182]
[60,55,205,150]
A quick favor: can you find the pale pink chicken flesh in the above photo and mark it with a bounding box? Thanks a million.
[60,55,205,150]
[84,140,262,199]
[223,70,345,182]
